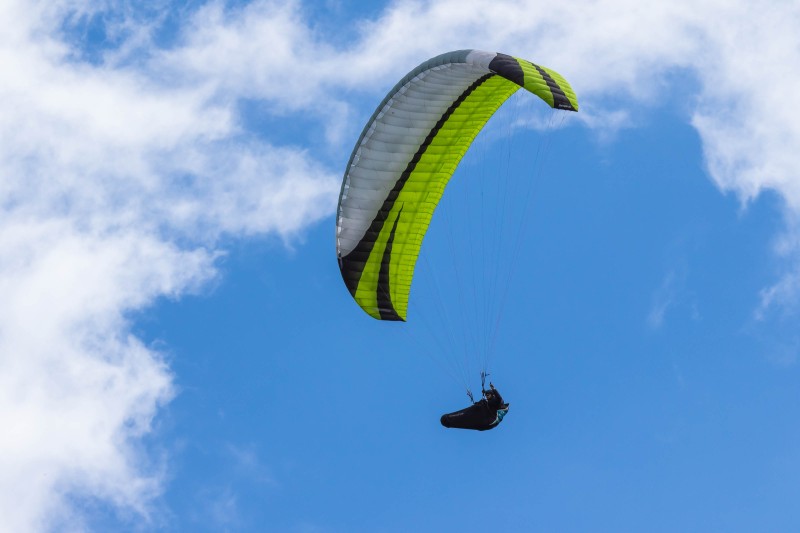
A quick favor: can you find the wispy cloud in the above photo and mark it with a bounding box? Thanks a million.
[756,271,800,322]
[225,443,277,486]
[646,264,700,331]
[648,271,678,330]
[196,485,241,532]
[756,217,800,322]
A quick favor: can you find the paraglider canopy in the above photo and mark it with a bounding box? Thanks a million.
[336,50,578,321]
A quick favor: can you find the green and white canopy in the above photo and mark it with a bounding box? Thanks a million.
[336,49,578,321]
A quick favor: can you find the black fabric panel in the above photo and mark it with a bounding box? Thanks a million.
[377,207,403,321]
[488,53,525,87]
[529,62,576,111]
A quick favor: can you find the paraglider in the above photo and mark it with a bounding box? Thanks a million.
[335,50,578,428]
[441,381,510,431]
[336,49,577,321]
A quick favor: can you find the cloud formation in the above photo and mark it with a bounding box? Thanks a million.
[0,1,337,530]
[2,0,799,530]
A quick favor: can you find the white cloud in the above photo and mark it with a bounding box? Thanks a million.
[3,0,800,530]
[0,0,337,530]
[0,219,213,532]
[157,0,800,227]
[756,217,800,321]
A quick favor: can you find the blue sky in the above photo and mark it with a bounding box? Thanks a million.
[2,1,800,532]
[146,106,797,533]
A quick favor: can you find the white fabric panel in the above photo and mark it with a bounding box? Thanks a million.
[336,61,489,257]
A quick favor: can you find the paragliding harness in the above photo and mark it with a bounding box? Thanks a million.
[441,372,510,431]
